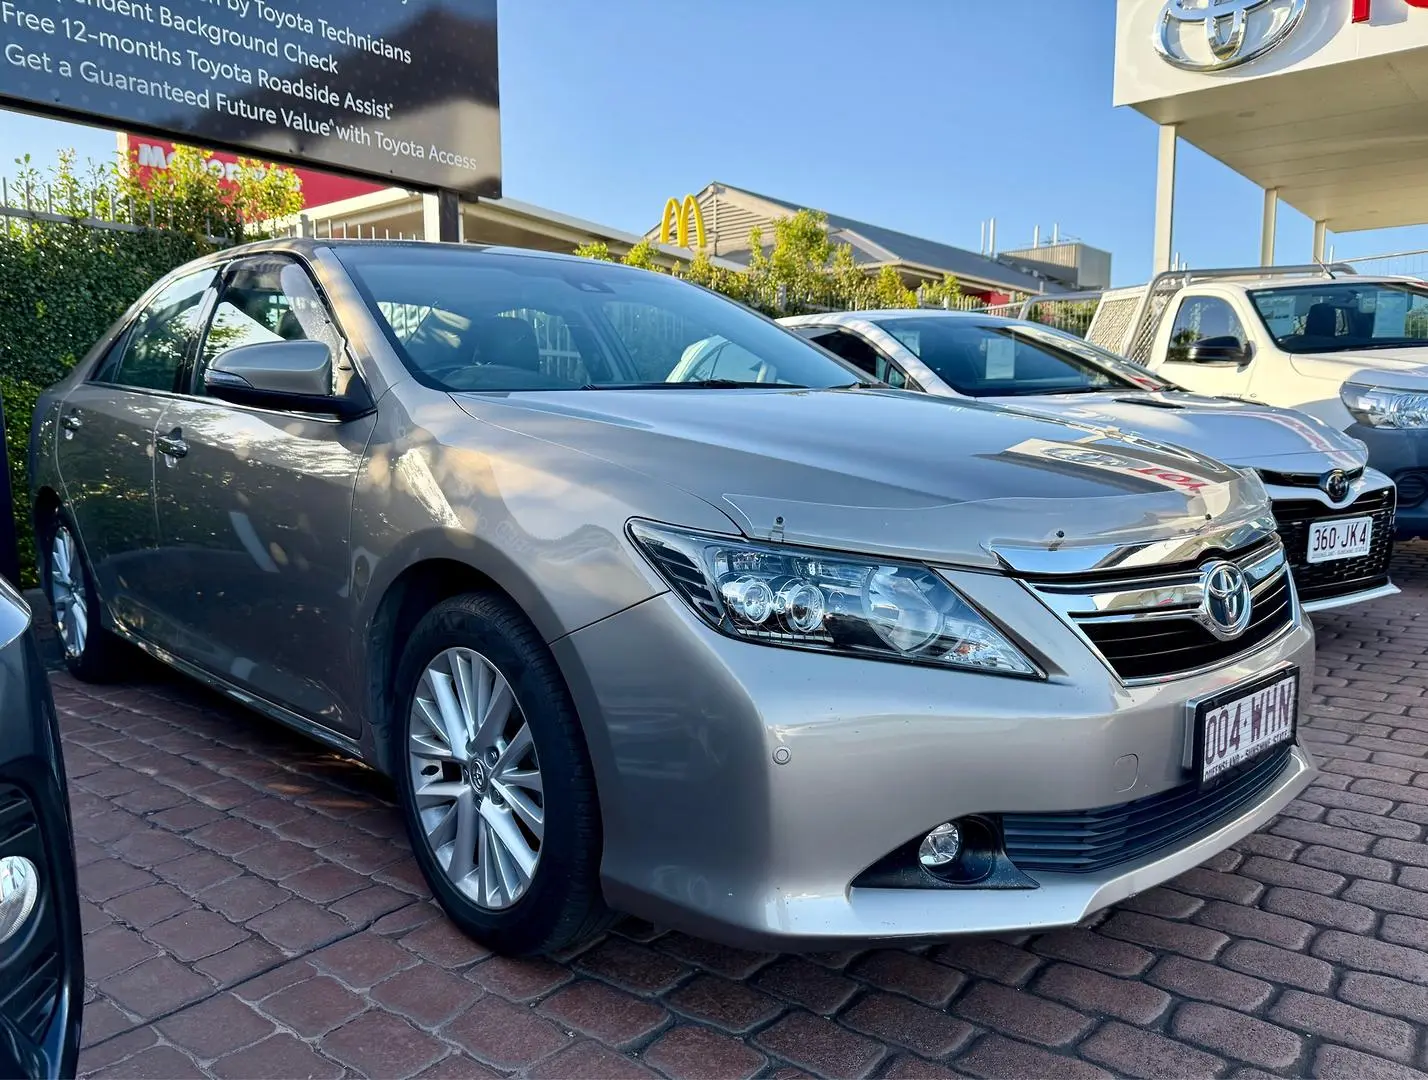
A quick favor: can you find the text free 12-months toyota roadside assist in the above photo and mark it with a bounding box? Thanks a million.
[30,239,1316,954]
[0,581,83,1080]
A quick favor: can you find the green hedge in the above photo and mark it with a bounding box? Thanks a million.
[0,221,210,586]
[0,149,301,588]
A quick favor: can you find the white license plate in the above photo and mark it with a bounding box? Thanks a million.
[1197,670,1298,784]
[1307,516,1373,564]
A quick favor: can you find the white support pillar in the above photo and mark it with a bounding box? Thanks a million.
[1260,188,1279,267]
[1313,219,1328,263]
[1153,124,1178,274]
[422,192,464,243]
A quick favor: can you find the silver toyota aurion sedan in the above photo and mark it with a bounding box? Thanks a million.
[30,240,1315,955]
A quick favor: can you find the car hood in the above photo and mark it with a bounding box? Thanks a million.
[453,388,1271,571]
[983,390,1367,475]
[1289,347,1428,391]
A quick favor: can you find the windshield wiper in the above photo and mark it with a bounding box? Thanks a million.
[578,379,808,390]
[995,385,1108,397]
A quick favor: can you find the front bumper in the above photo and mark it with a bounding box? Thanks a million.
[0,593,83,1080]
[1347,423,1428,539]
[1264,471,1399,611]
[554,577,1317,951]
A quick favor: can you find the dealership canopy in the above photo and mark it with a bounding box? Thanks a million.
[1116,0,1428,270]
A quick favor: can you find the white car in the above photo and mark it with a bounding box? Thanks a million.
[776,309,1397,613]
[1084,270,1428,540]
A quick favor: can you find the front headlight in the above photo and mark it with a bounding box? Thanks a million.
[1341,383,1428,429]
[629,521,1040,677]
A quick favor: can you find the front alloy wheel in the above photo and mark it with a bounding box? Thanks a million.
[408,647,545,910]
[48,526,87,660]
[393,593,608,956]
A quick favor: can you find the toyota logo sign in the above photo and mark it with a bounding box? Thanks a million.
[1155,0,1307,72]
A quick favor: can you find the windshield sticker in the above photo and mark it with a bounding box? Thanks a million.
[1374,292,1409,338]
[986,338,1017,380]
[887,327,921,355]
[1258,295,1298,337]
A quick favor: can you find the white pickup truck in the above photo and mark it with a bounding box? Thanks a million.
[1073,266,1428,541]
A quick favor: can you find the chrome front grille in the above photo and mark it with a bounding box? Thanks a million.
[1026,539,1297,682]
[1272,488,1396,605]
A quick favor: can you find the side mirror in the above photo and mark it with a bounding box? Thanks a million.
[204,340,370,418]
[1185,336,1253,365]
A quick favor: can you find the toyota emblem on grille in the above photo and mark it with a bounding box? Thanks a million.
[1200,560,1253,639]
[1321,469,1350,502]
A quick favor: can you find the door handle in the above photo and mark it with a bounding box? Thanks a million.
[60,412,82,435]
[155,429,188,460]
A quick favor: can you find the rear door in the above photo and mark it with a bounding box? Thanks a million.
[149,255,376,735]
[54,267,217,632]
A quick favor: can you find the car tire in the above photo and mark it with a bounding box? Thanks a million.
[393,592,611,956]
[41,510,127,683]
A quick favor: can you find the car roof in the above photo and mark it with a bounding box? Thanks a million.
[200,236,662,273]
[783,309,1020,327]
[1192,273,1424,292]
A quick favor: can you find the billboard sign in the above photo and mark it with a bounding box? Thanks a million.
[1,0,500,196]
[120,133,385,208]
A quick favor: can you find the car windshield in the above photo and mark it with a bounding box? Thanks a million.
[1248,280,1428,354]
[873,316,1171,397]
[335,246,869,392]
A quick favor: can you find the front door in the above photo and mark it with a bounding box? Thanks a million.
[151,256,376,735]
[54,267,217,634]
[1158,295,1258,398]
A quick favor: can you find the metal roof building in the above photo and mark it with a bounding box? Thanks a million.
[644,183,1107,300]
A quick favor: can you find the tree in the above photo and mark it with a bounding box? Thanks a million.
[573,240,613,261]
[620,239,665,272]
[918,273,963,309]
[115,144,302,242]
[872,265,918,309]
[830,241,874,310]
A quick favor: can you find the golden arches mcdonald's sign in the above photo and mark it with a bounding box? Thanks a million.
[660,195,707,249]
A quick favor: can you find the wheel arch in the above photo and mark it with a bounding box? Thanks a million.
[357,526,611,776]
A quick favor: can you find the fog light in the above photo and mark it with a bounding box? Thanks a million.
[918,822,962,869]
[0,856,39,945]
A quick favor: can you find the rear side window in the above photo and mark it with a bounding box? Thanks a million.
[98,268,216,390]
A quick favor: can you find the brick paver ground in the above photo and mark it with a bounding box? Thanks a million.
[59,545,1428,1079]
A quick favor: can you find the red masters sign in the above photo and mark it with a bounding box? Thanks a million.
[118,133,386,210]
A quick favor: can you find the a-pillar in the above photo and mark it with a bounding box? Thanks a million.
[1313,219,1328,263]
[1261,188,1278,266]
[1153,124,1178,274]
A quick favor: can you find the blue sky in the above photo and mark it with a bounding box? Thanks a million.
[5,0,1427,285]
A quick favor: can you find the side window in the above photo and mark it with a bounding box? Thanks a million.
[99,269,216,390]
[197,259,345,395]
[1166,297,1247,363]
[810,328,909,387]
